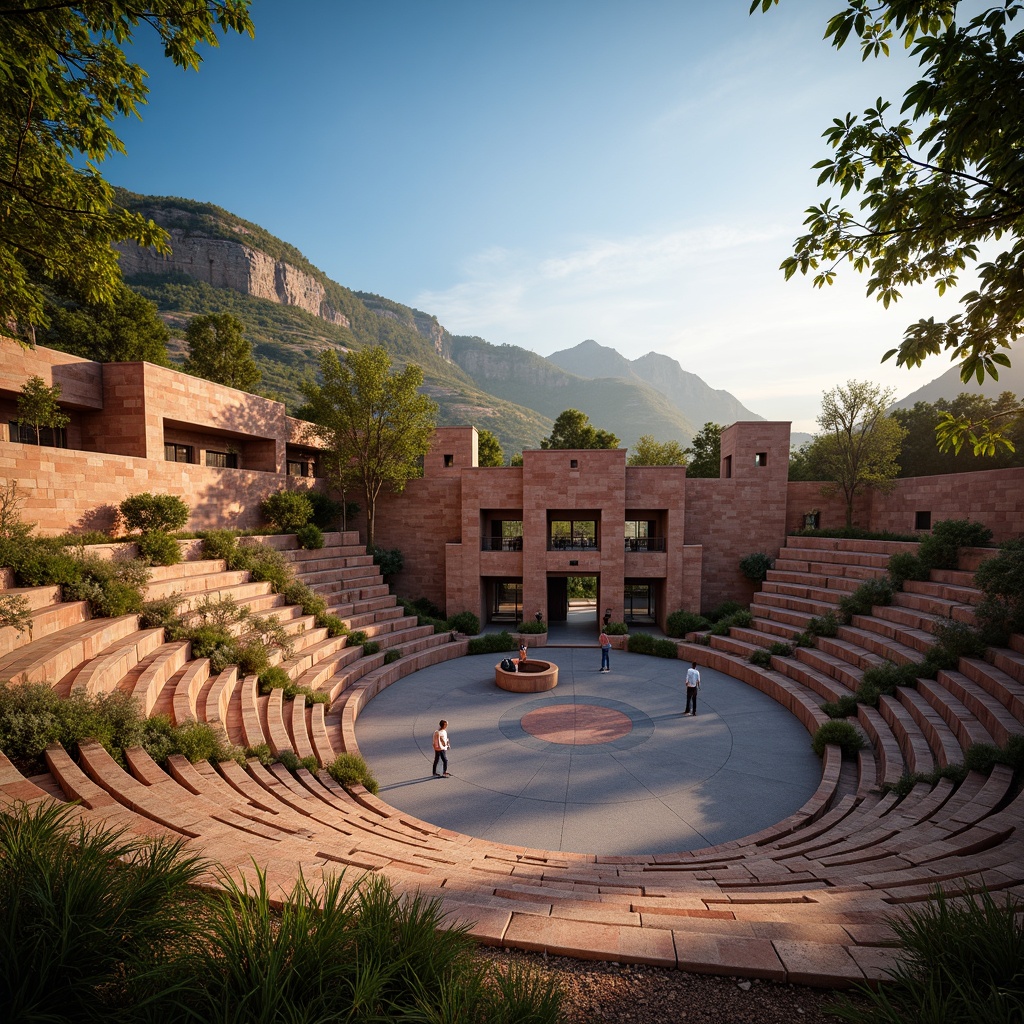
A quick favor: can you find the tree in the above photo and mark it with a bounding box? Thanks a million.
[17,375,69,445]
[812,380,906,527]
[540,409,619,449]
[183,313,261,392]
[477,428,504,466]
[754,1,1024,455]
[300,347,437,549]
[892,392,1024,476]
[684,422,722,478]
[40,282,170,365]
[0,2,254,335]
[627,434,688,466]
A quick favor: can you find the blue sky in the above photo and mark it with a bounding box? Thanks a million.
[106,0,967,432]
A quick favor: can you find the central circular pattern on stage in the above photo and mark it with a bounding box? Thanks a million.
[520,704,633,745]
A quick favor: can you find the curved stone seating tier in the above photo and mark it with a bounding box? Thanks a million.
[494,658,558,692]
[1,532,1023,989]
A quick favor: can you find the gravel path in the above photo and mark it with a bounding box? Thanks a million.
[475,947,873,1023]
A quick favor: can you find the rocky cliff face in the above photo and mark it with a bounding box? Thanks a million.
[116,231,351,328]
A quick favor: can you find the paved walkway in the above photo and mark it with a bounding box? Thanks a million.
[355,643,822,856]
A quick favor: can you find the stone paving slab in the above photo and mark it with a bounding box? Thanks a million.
[355,647,822,856]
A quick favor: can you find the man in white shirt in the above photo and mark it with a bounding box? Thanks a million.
[685,662,701,716]
[432,719,451,777]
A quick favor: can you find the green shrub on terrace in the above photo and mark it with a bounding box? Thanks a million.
[918,518,994,571]
[857,660,923,706]
[794,631,817,648]
[258,667,330,708]
[233,541,293,592]
[707,599,745,622]
[964,735,1024,778]
[709,609,754,635]
[319,613,348,638]
[0,593,32,637]
[141,715,244,767]
[119,492,190,534]
[135,529,181,566]
[769,641,794,657]
[245,742,275,765]
[371,545,404,582]
[304,490,345,531]
[627,632,655,654]
[922,619,988,676]
[295,523,324,550]
[398,597,447,632]
[383,648,402,665]
[347,630,368,646]
[653,638,678,658]
[739,550,775,582]
[199,528,239,562]
[811,720,865,758]
[830,886,1024,1024]
[881,762,970,799]
[838,576,894,623]
[447,610,481,635]
[327,752,379,794]
[806,610,840,638]
[361,640,381,656]
[974,537,1024,644]
[467,631,516,655]
[665,609,711,637]
[749,648,773,668]
[260,489,313,533]
[886,550,931,589]
[277,748,319,775]
[822,694,860,719]
[603,620,629,635]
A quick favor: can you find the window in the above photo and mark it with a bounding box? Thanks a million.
[723,455,732,478]
[164,443,193,463]
[755,451,767,467]
[915,511,932,531]
[570,459,578,469]
[443,453,454,468]
[205,449,238,469]
[9,421,67,448]
[287,459,318,477]
[548,519,597,550]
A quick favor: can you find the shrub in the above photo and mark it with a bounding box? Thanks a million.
[347,630,368,645]
[319,613,348,638]
[0,802,206,1022]
[858,660,922,705]
[822,694,859,718]
[922,619,988,676]
[141,716,242,767]
[304,490,344,530]
[918,517,994,571]
[467,631,516,655]
[603,620,629,635]
[811,720,865,758]
[769,641,793,657]
[372,545,404,581]
[60,554,150,618]
[739,551,774,582]
[327,752,379,794]
[806,610,839,638]
[974,537,1024,642]
[135,529,181,566]
[447,610,481,635]
[258,666,292,693]
[749,648,773,668]
[361,640,381,656]
[277,749,319,775]
[887,551,930,589]
[709,609,754,636]
[653,638,678,658]
[234,541,292,592]
[707,600,745,622]
[517,618,547,634]
[260,489,313,532]
[794,631,816,647]
[627,632,655,654]
[838,576,894,622]
[245,742,275,765]
[119,492,190,534]
[0,593,32,637]
[383,649,402,665]
[295,523,324,550]
[830,887,1024,1024]
[200,528,239,562]
[666,609,711,637]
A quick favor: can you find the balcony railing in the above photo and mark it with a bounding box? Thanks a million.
[481,536,523,551]
[624,537,666,552]
[547,537,598,551]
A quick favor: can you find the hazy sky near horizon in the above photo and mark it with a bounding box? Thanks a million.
[107,0,970,433]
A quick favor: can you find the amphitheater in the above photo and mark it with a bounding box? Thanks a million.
[2,527,1021,989]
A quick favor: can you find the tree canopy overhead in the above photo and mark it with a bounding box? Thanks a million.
[754,1,1024,453]
[683,422,722,478]
[540,409,619,450]
[183,312,261,392]
[0,1,254,334]
[627,435,687,467]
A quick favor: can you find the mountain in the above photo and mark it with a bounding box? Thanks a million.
[112,191,765,457]
[547,340,763,430]
[891,356,1024,410]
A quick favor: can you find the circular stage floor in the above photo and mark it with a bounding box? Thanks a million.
[354,647,822,856]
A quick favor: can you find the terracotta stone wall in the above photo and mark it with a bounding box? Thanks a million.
[785,481,870,534]
[2,442,318,535]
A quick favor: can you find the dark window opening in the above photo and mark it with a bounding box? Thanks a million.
[755,451,767,467]
[723,455,732,478]
[915,510,932,531]
[205,449,238,469]
[624,520,664,552]
[570,459,578,469]
[443,454,454,467]
[164,443,193,464]
[548,518,597,550]
[9,421,67,448]
[287,459,317,477]
[482,519,523,551]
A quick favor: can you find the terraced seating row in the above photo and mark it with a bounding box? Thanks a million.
[1,532,1022,988]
